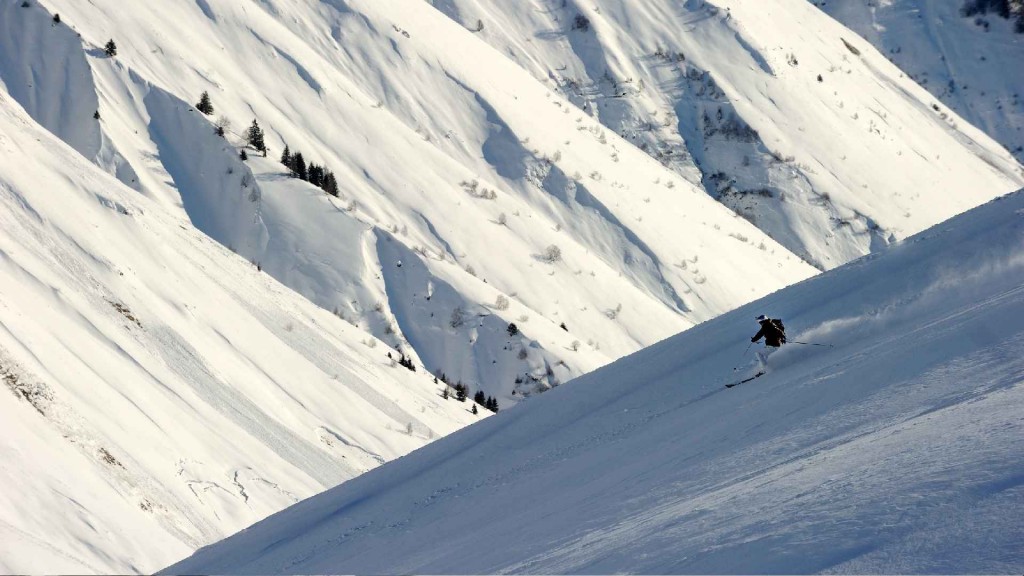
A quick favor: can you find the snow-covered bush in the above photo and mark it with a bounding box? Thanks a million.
[542,244,562,263]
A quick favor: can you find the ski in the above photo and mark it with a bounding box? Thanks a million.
[726,371,765,388]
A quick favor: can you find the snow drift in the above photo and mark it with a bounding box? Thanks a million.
[170,188,1024,573]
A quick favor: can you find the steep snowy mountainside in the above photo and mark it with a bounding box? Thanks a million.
[3,0,817,404]
[809,0,1024,163]
[430,0,1024,268]
[169,188,1024,574]
[0,92,479,573]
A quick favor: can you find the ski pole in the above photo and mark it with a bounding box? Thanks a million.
[789,340,833,348]
[732,342,753,372]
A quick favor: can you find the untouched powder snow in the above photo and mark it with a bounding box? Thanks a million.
[809,0,1024,164]
[0,93,480,573]
[430,0,1024,267]
[169,189,1024,574]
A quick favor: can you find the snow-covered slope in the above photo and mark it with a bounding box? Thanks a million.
[169,189,1024,574]
[0,91,480,573]
[808,0,1024,163]
[429,0,1024,268]
[4,0,1019,406]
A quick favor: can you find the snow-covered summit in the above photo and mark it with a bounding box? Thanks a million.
[168,188,1024,573]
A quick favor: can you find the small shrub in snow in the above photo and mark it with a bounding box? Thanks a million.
[449,306,466,328]
[93,110,100,120]
[542,244,562,263]
[239,149,248,161]
[494,295,510,310]
[572,13,591,31]
[496,212,507,226]
[570,340,580,351]
[506,322,519,337]
[53,13,61,23]
[104,39,117,57]
[397,353,415,372]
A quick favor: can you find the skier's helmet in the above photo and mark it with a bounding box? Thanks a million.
[755,314,768,322]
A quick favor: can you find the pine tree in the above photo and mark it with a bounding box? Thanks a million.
[474,390,486,405]
[280,145,292,169]
[246,119,266,152]
[471,404,478,415]
[53,13,61,23]
[308,163,322,188]
[323,172,339,197]
[196,91,214,115]
[293,152,307,181]
[104,39,117,57]
[93,110,101,120]
[239,149,248,161]
[455,382,468,402]
[507,322,519,337]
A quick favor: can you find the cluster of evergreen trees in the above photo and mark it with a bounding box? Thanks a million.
[435,372,499,413]
[473,390,500,413]
[961,0,1024,31]
[280,145,339,196]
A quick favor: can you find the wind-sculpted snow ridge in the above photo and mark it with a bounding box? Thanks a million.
[0,93,480,573]
[429,0,1024,268]
[809,0,1024,165]
[169,189,1024,574]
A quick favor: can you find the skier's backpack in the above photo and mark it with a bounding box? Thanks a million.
[772,318,786,342]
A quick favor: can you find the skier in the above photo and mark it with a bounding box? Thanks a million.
[750,314,786,369]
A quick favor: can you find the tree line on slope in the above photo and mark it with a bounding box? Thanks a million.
[194,91,341,196]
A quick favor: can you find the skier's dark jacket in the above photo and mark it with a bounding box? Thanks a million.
[752,318,786,347]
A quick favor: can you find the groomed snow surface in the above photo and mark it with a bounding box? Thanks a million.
[171,190,1024,574]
